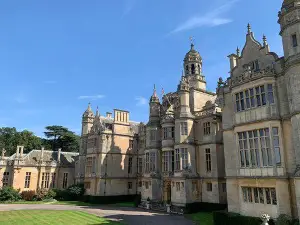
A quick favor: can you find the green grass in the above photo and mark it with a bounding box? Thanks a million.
[185,212,213,225]
[0,210,121,225]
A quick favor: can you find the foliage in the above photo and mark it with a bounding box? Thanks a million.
[0,186,22,202]
[34,188,49,201]
[133,194,141,207]
[276,215,298,225]
[66,183,85,200]
[184,202,227,214]
[213,211,262,225]
[45,189,56,199]
[0,210,122,225]
[21,190,36,201]
[291,219,300,225]
[0,125,79,157]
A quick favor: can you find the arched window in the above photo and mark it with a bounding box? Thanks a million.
[191,64,195,74]
[185,65,189,74]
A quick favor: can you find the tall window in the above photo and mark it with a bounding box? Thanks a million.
[204,122,211,135]
[163,128,168,139]
[238,127,278,168]
[176,182,180,191]
[149,152,156,172]
[249,88,255,107]
[128,157,133,174]
[92,157,96,173]
[163,127,175,139]
[242,187,277,205]
[267,84,274,104]
[175,149,180,170]
[272,127,281,166]
[63,173,68,189]
[138,157,143,173]
[292,34,298,47]
[129,140,134,149]
[145,153,150,173]
[41,173,50,188]
[128,182,133,190]
[205,148,212,172]
[86,157,92,174]
[24,172,31,188]
[51,173,56,188]
[207,182,212,192]
[162,151,170,172]
[150,130,156,141]
[180,122,188,135]
[175,148,188,170]
[2,172,9,186]
[245,90,250,109]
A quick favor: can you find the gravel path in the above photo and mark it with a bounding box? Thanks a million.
[0,204,195,225]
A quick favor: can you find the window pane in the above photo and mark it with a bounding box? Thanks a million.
[243,188,247,202]
[254,188,259,203]
[259,188,264,203]
[248,187,253,202]
[265,188,271,204]
[271,188,277,205]
[240,150,245,167]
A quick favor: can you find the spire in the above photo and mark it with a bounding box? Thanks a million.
[190,36,195,50]
[150,84,160,103]
[236,46,240,56]
[263,34,268,46]
[83,102,94,118]
[95,106,100,117]
[87,102,92,111]
[247,23,251,34]
[152,84,157,98]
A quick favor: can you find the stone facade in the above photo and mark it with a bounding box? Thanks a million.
[216,0,300,219]
[0,146,78,191]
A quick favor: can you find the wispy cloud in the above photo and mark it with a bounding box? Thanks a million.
[170,0,238,34]
[78,95,105,100]
[135,96,147,106]
[122,0,136,16]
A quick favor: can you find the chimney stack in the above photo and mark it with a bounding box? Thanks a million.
[41,147,44,162]
[20,146,24,157]
[58,148,61,163]
[106,112,112,118]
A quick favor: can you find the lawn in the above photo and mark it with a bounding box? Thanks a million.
[185,212,213,225]
[0,210,121,225]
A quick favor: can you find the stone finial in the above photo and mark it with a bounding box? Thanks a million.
[189,36,195,49]
[263,34,268,46]
[153,84,157,98]
[236,47,240,56]
[247,23,251,34]
[1,148,6,158]
[95,106,100,117]
[58,148,61,163]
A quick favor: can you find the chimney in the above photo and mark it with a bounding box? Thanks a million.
[16,145,21,158]
[106,112,112,118]
[227,54,238,72]
[41,147,44,162]
[20,146,24,157]
[58,148,61,163]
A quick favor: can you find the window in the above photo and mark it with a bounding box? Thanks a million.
[145,153,150,173]
[163,128,168,139]
[41,173,50,188]
[129,140,134,149]
[256,87,261,107]
[86,157,92,174]
[138,157,143,173]
[176,182,180,191]
[191,64,195,74]
[207,182,212,192]
[51,173,56,188]
[149,152,156,172]
[249,88,255,107]
[171,127,175,138]
[145,182,149,189]
[128,157,133,174]
[292,34,298,47]
[150,130,156,141]
[162,151,170,172]
[92,157,96,173]
[222,183,226,192]
[254,60,260,71]
[139,181,142,187]
[175,148,188,170]
[128,182,133,190]
[240,92,245,110]
[260,86,266,105]
[242,187,277,205]
[272,127,281,166]
[186,65,189,74]
[180,122,188,135]
[175,149,180,170]
[205,148,212,172]
[2,172,9,186]
[182,149,188,169]
[204,122,211,135]
[238,127,277,168]
[267,84,274,104]
[63,173,68,189]
[163,127,175,140]
[245,90,250,109]
[236,93,241,112]
[24,172,31,188]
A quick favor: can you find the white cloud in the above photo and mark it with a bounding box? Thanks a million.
[135,96,147,106]
[78,95,105,100]
[171,0,238,34]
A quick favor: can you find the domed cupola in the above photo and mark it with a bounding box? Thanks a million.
[82,103,94,118]
[184,42,203,76]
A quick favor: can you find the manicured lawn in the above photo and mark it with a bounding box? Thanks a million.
[185,212,213,225]
[0,210,121,225]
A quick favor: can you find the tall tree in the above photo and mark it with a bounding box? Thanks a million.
[44,126,69,151]
[0,127,19,156]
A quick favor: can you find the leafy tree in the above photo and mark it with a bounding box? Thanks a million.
[0,127,20,156]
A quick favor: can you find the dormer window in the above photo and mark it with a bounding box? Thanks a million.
[292,34,298,47]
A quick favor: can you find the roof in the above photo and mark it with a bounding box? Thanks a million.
[8,150,79,167]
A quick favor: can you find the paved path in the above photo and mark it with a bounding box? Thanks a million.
[0,204,195,225]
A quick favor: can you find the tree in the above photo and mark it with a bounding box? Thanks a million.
[44,126,69,151]
[0,127,19,156]
[17,130,42,153]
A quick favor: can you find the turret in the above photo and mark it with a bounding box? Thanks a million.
[149,85,160,120]
[177,74,193,118]
[81,103,94,135]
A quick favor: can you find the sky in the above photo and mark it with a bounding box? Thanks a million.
[0,0,284,137]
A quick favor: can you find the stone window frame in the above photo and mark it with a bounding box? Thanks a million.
[235,83,275,113]
[51,173,56,188]
[292,33,298,47]
[129,139,134,149]
[128,182,133,190]
[237,126,282,169]
[175,148,189,171]
[180,122,188,135]
[2,172,9,186]
[203,122,211,135]
[149,130,156,141]
[138,157,143,174]
[145,153,150,173]
[63,173,68,189]
[128,157,133,174]
[163,127,175,140]
[41,172,50,189]
[205,148,212,172]
[24,172,31,189]
[206,182,212,192]
[242,186,277,205]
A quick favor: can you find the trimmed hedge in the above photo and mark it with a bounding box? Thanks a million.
[184,202,227,214]
[82,194,137,204]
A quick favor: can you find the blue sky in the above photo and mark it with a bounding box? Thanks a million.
[0,0,283,136]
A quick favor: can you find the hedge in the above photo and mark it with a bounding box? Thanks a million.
[213,211,276,225]
[184,202,227,214]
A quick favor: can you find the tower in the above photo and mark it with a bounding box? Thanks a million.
[279,0,300,166]
[149,85,160,121]
[81,103,94,136]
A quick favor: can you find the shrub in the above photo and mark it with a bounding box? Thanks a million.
[213,211,262,225]
[45,189,56,199]
[21,190,36,201]
[0,186,21,202]
[66,183,85,200]
[133,194,141,207]
[34,188,48,201]
[291,219,300,225]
